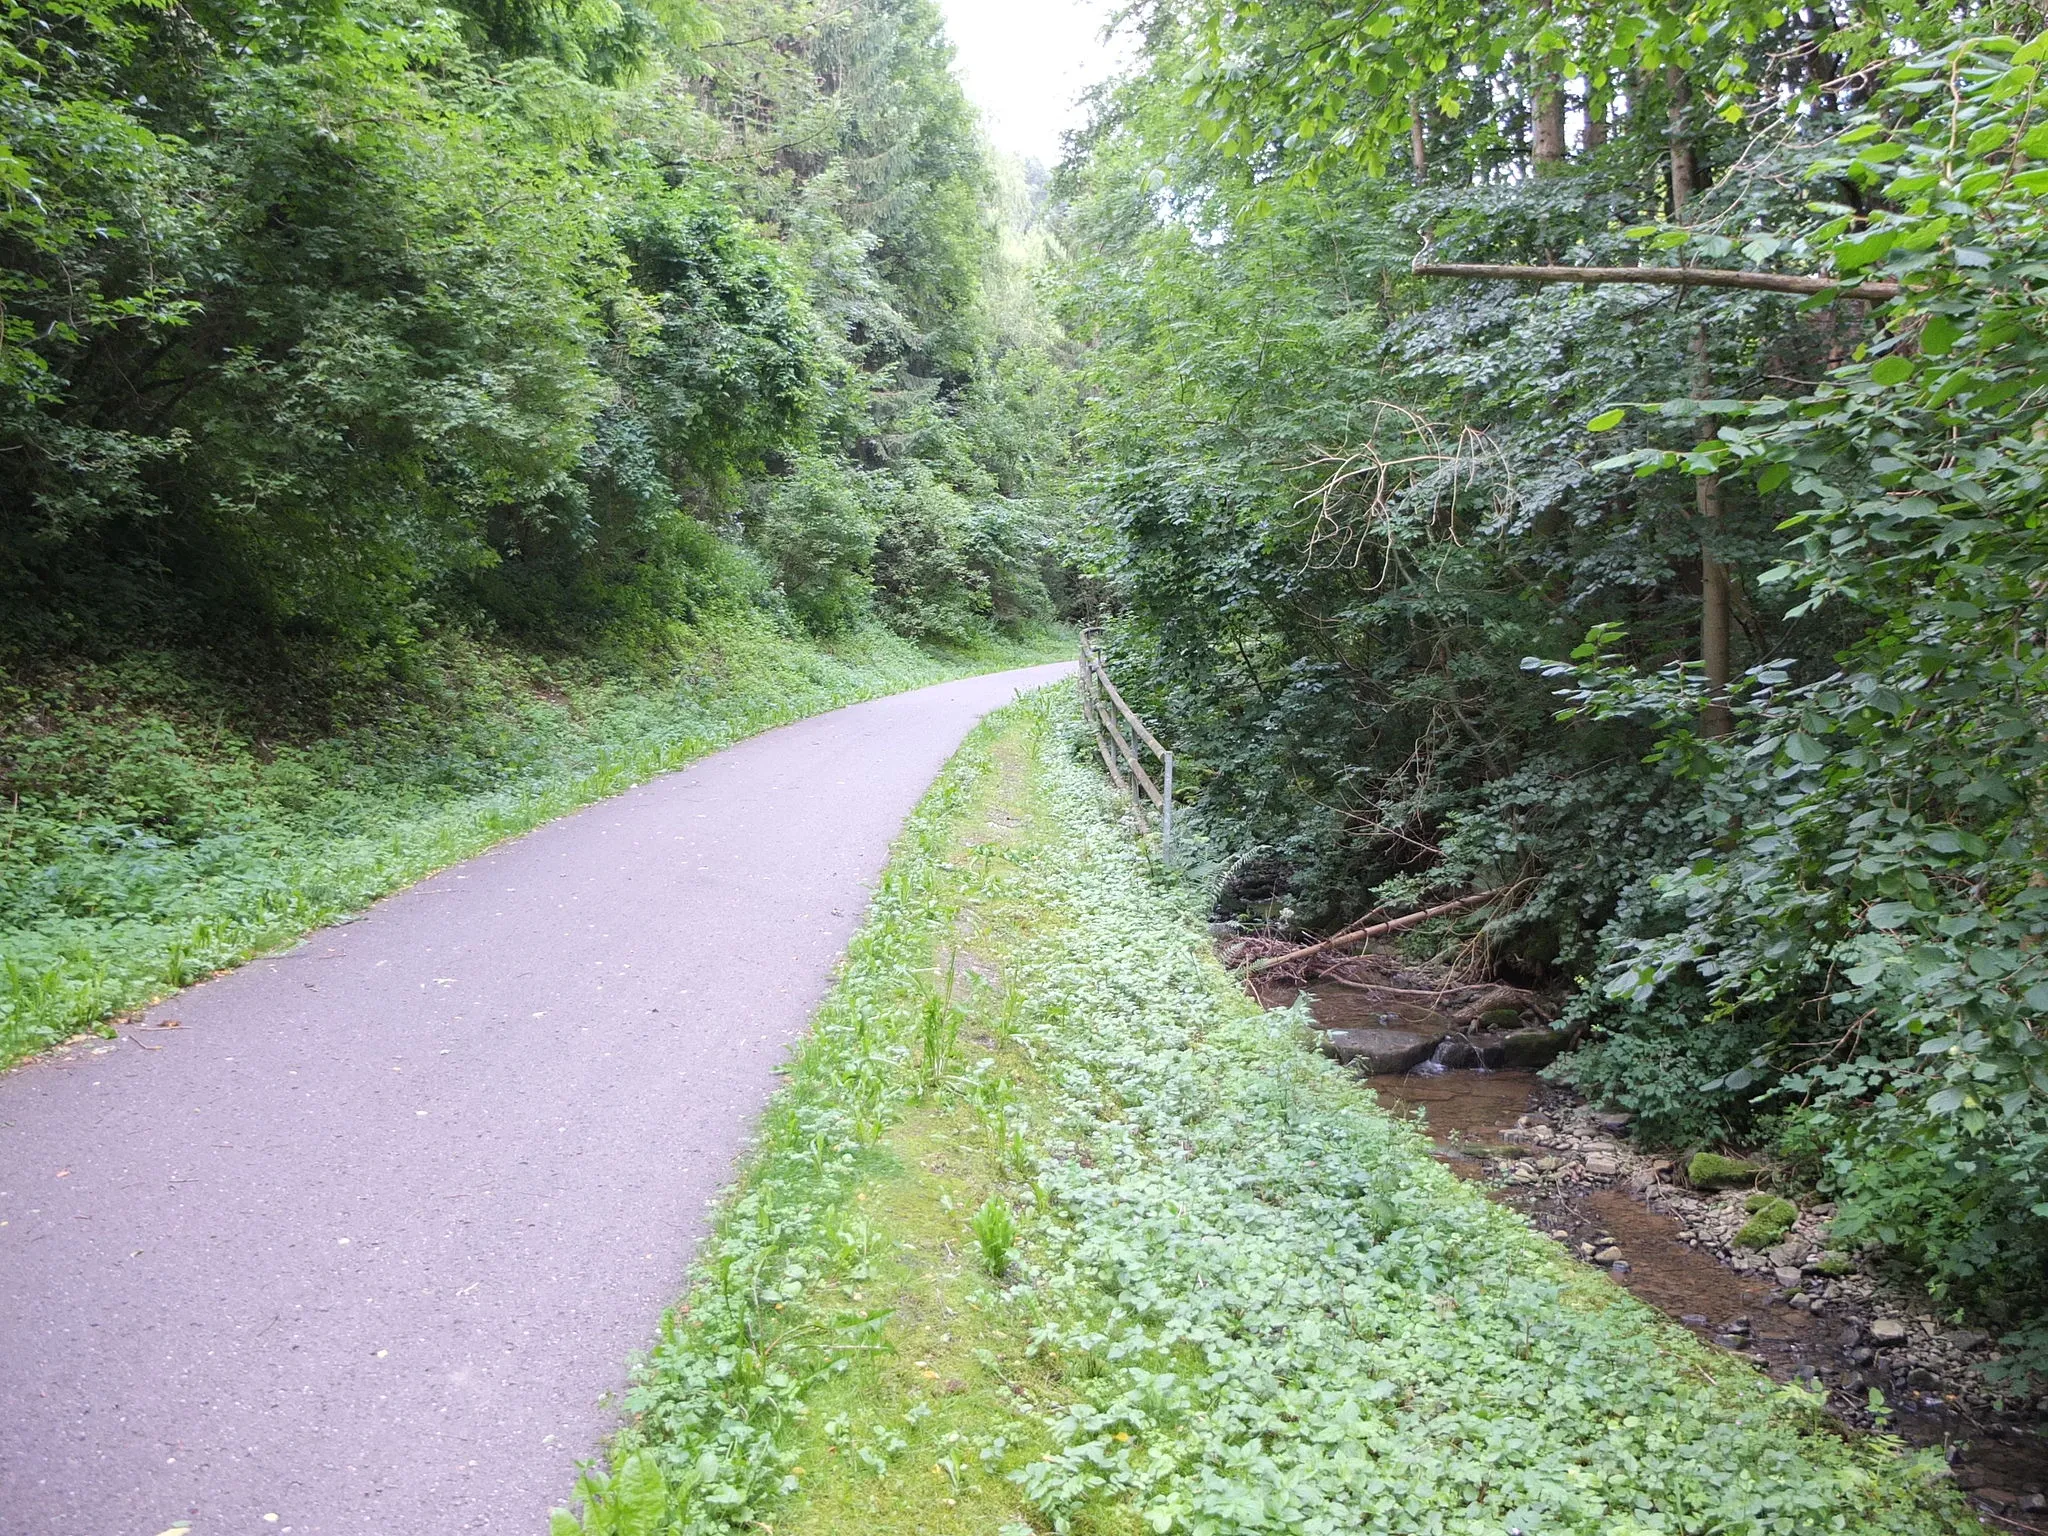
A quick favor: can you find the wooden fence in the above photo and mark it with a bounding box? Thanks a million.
[1078,629,1175,858]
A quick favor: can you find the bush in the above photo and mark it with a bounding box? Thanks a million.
[752,458,880,636]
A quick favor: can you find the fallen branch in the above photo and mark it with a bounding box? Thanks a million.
[1412,262,1902,301]
[1245,889,1510,975]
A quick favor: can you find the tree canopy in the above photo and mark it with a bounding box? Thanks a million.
[0,0,1072,661]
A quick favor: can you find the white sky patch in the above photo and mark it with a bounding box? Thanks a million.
[934,0,1131,167]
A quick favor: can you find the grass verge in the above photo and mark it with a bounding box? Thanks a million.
[0,619,1066,1068]
[555,686,1972,1536]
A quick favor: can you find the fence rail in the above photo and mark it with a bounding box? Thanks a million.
[1078,629,1175,857]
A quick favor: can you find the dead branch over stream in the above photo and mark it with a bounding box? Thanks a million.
[1243,888,1511,975]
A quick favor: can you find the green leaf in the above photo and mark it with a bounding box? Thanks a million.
[613,1454,670,1536]
[1869,354,1915,386]
[1919,314,1962,356]
[1834,230,1897,271]
[1586,408,1627,432]
[1784,732,1828,763]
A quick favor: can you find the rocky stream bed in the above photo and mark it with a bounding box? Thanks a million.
[1252,969,2048,1530]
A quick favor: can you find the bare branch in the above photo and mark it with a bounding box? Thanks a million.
[1412,262,1902,300]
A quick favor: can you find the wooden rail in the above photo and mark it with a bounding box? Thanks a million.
[1078,629,1176,858]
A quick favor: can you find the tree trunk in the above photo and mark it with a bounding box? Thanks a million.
[1668,66,1731,737]
[1410,98,1428,180]
[1583,95,1609,151]
[1695,324,1734,740]
[1533,76,1567,168]
[1666,65,1696,213]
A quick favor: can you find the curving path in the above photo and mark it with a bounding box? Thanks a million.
[0,662,1071,1536]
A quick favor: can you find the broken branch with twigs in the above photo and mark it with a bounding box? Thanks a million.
[1243,888,1513,975]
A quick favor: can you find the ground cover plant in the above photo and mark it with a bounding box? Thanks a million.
[0,620,1065,1068]
[554,687,1969,1536]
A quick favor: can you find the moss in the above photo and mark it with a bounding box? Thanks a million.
[1735,1197,1798,1250]
[1688,1152,1765,1190]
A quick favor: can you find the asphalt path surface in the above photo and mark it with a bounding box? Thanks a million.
[1,662,1071,1536]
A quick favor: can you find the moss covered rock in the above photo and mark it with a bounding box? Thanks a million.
[1735,1196,1798,1250]
[1687,1152,1765,1190]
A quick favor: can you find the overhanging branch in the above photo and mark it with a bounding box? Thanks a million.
[1411,261,1902,301]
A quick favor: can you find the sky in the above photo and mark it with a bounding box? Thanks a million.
[933,0,1130,167]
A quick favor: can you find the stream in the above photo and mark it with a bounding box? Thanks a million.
[1274,983,2048,1527]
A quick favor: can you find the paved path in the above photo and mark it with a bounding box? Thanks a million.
[1,663,1070,1536]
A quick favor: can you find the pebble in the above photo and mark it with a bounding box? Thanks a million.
[1593,1246,1624,1264]
[1774,1266,1803,1289]
[1868,1318,1910,1344]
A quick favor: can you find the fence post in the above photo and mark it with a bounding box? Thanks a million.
[1162,753,1174,861]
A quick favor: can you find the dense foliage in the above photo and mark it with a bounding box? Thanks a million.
[1058,1,2048,1354]
[0,0,1072,660]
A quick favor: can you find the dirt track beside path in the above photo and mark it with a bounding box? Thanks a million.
[0,662,1071,1536]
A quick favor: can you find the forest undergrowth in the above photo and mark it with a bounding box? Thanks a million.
[1060,1,2048,1367]
[555,687,1970,1536]
[0,619,1065,1068]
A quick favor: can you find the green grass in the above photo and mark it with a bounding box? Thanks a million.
[0,616,1068,1068]
[555,687,1973,1536]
